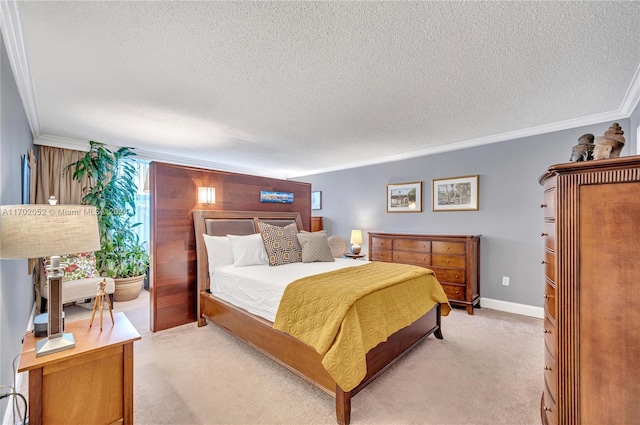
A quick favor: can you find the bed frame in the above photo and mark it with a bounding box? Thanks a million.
[193,210,443,425]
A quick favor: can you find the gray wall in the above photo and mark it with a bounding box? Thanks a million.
[1,33,35,418]
[299,118,636,309]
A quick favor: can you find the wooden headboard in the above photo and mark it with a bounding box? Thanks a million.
[192,210,303,315]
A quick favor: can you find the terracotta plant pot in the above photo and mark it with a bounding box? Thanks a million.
[114,275,144,302]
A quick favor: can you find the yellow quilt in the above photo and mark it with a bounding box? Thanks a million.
[272,261,451,391]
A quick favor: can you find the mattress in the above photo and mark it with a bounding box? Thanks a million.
[210,258,368,322]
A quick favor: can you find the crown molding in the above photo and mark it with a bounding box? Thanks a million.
[33,134,289,180]
[620,63,640,115]
[0,0,41,137]
[290,109,629,177]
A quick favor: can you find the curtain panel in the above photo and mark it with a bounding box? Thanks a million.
[36,145,91,204]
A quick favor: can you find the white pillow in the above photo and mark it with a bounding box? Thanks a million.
[202,234,234,274]
[227,233,269,267]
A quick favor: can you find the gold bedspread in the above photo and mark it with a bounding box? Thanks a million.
[272,261,451,391]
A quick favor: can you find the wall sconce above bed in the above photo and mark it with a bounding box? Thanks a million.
[198,187,216,204]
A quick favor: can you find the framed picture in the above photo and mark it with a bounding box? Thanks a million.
[432,175,479,211]
[387,182,422,212]
[22,154,31,204]
[260,191,294,204]
[311,191,322,210]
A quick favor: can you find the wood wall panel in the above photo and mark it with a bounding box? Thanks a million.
[149,162,311,331]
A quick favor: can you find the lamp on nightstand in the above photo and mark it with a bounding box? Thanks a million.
[0,205,101,356]
[350,230,362,255]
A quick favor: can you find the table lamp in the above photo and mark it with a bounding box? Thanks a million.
[350,230,363,254]
[0,205,100,356]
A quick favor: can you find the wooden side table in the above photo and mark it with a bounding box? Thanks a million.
[344,253,366,260]
[18,312,141,425]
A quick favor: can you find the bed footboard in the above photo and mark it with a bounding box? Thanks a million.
[199,292,442,425]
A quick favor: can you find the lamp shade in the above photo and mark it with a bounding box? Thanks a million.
[0,205,101,259]
[350,230,363,245]
[198,187,216,204]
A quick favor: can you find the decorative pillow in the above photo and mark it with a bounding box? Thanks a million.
[42,252,99,282]
[258,222,302,266]
[327,235,346,258]
[227,234,269,267]
[202,234,234,274]
[296,232,335,263]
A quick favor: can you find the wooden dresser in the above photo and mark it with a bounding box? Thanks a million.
[311,216,323,232]
[368,232,480,314]
[539,156,640,425]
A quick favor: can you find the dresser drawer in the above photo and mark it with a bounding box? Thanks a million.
[370,238,392,250]
[430,267,466,284]
[542,380,557,425]
[432,241,465,255]
[543,250,556,283]
[441,283,465,301]
[542,188,555,219]
[543,315,555,351]
[432,254,465,269]
[542,222,555,251]
[392,251,430,266]
[370,249,392,262]
[393,239,430,252]
[544,343,557,400]
[544,281,556,321]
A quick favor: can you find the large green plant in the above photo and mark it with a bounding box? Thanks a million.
[66,141,149,278]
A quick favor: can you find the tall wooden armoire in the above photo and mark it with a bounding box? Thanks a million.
[539,156,640,425]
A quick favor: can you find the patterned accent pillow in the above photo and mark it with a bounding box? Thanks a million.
[296,232,335,263]
[43,252,100,282]
[258,222,302,266]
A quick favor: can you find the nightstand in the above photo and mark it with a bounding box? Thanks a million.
[18,312,141,425]
[344,253,366,260]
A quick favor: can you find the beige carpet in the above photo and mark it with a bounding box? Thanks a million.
[64,293,543,425]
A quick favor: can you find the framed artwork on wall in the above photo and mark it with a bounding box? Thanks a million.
[432,175,479,211]
[311,191,322,210]
[260,191,294,204]
[387,182,422,212]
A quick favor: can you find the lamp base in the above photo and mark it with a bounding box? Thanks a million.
[351,244,361,255]
[35,333,75,357]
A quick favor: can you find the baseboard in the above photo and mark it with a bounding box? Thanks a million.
[2,302,35,425]
[480,297,544,319]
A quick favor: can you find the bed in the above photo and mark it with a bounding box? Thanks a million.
[193,210,449,425]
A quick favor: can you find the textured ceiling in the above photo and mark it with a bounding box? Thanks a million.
[4,1,640,178]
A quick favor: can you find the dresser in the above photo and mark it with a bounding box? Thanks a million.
[368,232,480,314]
[539,156,640,425]
[18,312,141,425]
[311,216,323,232]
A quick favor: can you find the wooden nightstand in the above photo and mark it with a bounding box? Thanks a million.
[344,253,366,260]
[18,312,141,425]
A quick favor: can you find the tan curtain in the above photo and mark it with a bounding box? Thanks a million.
[35,146,90,204]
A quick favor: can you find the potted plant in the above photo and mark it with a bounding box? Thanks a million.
[66,141,150,301]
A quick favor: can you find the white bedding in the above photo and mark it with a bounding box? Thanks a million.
[210,258,368,322]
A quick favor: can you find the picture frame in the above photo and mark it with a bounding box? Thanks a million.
[260,191,294,204]
[432,175,479,211]
[387,182,422,212]
[22,154,31,204]
[311,191,322,210]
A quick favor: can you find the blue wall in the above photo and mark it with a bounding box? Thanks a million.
[1,32,36,419]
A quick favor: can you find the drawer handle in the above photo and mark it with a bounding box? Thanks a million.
[543,295,549,299]
[541,232,548,237]
[544,366,552,371]
[540,203,547,208]
[543,329,551,334]
[543,406,552,412]
[445,260,450,263]
[541,260,547,264]
[455,275,460,278]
